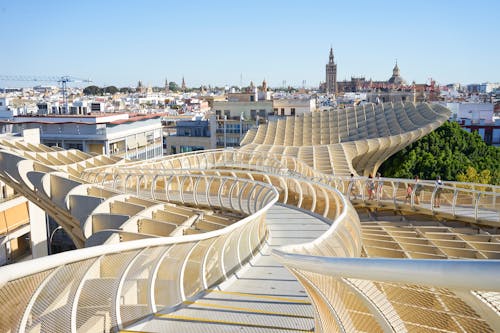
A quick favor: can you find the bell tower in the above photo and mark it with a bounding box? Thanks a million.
[325,47,337,94]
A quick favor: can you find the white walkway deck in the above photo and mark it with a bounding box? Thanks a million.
[125,204,330,333]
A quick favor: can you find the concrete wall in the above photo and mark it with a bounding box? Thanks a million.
[22,128,40,145]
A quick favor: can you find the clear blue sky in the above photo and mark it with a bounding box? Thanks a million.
[0,0,498,88]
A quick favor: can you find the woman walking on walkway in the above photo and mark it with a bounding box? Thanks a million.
[367,174,375,200]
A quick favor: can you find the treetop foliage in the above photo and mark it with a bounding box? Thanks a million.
[379,121,500,185]
[83,85,120,95]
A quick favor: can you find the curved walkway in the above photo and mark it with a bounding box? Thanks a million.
[0,101,498,332]
[125,204,328,333]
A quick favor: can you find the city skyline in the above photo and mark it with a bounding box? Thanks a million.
[0,0,499,88]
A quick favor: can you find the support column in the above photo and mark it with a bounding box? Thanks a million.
[28,201,48,258]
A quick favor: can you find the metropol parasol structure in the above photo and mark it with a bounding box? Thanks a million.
[0,102,498,332]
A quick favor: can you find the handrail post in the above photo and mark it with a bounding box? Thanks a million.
[151,175,158,201]
[193,176,202,206]
[410,181,415,207]
[474,192,480,221]
[376,179,383,202]
[452,189,458,216]
[360,178,368,204]
[430,187,437,213]
[393,181,399,206]
[347,180,353,200]
[179,175,188,204]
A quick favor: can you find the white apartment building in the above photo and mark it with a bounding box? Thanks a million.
[213,100,273,121]
[7,113,164,159]
[479,82,500,94]
[446,102,494,123]
[273,98,316,116]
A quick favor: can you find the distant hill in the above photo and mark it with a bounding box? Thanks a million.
[379,121,500,185]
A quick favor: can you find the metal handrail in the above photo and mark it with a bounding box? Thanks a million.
[85,165,500,224]
[272,253,500,292]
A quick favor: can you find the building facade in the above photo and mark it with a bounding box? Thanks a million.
[166,117,216,154]
[7,113,164,159]
[446,102,499,146]
[325,47,337,94]
[273,98,316,116]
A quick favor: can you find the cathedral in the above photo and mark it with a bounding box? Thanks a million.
[321,48,411,95]
[318,48,434,103]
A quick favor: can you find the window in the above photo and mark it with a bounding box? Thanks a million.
[280,108,285,116]
[180,145,205,153]
[66,143,83,151]
[291,108,296,116]
[250,110,257,120]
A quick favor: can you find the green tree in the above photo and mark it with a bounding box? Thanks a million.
[119,87,133,94]
[83,85,103,95]
[104,86,118,95]
[457,166,492,184]
[379,121,500,185]
[168,81,179,92]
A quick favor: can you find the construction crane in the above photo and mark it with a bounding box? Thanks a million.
[0,75,92,113]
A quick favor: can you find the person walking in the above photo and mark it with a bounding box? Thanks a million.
[367,174,375,200]
[434,176,443,208]
[404,182,413,203]
[413,175,421,204]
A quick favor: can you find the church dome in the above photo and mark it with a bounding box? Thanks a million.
[393,63,400,76]
[388,61,406,85]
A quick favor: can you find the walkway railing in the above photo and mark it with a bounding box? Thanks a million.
[0,149,283,247]
[84,148,499,225]
[104,148,289,175]
[0,151,360,333]
[82,169,349,222]
[0,144,499,332]
[273,252,500,332]
[0,183,278,333]
[84,160,500,226]
[333,176,500,225]
[271,175,500,333]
